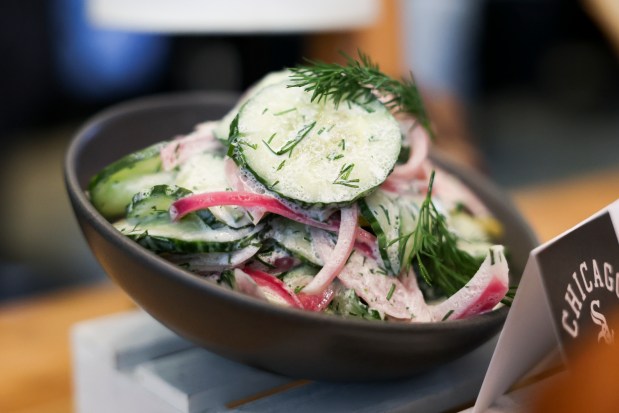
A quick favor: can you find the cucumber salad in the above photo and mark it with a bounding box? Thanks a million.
[89,53,512,322]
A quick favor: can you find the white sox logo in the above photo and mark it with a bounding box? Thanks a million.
[561,258,619,340]
[590,300,615,345]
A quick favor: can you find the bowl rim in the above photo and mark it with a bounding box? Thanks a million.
[64,92,536,334]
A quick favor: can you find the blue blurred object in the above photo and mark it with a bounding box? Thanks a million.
[401,0,483,101]
[52,0,170,101]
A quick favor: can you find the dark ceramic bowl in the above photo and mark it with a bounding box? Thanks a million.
[65,93,538,381]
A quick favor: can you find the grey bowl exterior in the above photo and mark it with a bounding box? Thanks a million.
[64,93,538,381]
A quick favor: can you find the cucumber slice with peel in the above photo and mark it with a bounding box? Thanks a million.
[115,217,263,254]
[397,196,421,273]
[254,243,301,269]
[162,244,262,274]
[268,217,324,266]
[115,184,264,253]
[88,142,171,219]
[214,70,292,142]
[127,185,192,224]
[230,82,401,205]
[280,264,319,292]
[175,152,252,228]
[359,190,402,275]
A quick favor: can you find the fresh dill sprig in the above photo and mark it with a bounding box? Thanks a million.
[441,309,454,321]
[273,107,297,116]
[333,163,360,188]
[262,121,316,157]
[326,153,344,161]
[386,283,396,301]
[404,170,482,296]
[288,50,433,138]
[218,270,235,289]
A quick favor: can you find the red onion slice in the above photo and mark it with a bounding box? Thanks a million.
[170,191,333,229]
[297,286,335,312]
[170,191,376,255]
[430,246,509,320]
[160,121,221,171]
[239,268,303,308]
[389,122,430,181]
[432,167,490,217]
[325,218,378,259]
[223,158,268,224]
[302,206,358,294]
[233,269,267,301]
[336,251,433,321]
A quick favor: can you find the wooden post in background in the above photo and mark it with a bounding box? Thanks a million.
[303,0,403,78]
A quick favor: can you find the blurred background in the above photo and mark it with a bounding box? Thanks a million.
[0,0,617,302]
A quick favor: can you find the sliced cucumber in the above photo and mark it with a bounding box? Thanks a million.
[175,152,252,228]
[359,190,401,275]
[162,244,261,274]
[230,82,401,205]
[253,243,301,269]
[268,217,324,266]
[280,264,319,292]
[214,70,292,142]
[89,142,171,219]
[456,240,495,259]
[395,194,424,271]
[126,184,221,227]
[115,217,263,254]
[127,185,192,224]
[448,210,491,243]
[115,184,264,253]
[327,288,383,321]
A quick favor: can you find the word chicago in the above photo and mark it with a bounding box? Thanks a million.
[562,258,618,339]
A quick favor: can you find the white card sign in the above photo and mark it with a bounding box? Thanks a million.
[473,199,619,412]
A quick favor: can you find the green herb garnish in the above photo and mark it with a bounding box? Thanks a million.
[441,309,454,321]
[328,288,383,320]
[263,121,316,157]
[386,283,396,301]
[402,171,482,296]
[218,270,235,289]
[288,50,433,138]
[327,152,344,161]
[273,107,297,116]
[237,139,258,150]
[379,205,391,226]
[333,163,360,188]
